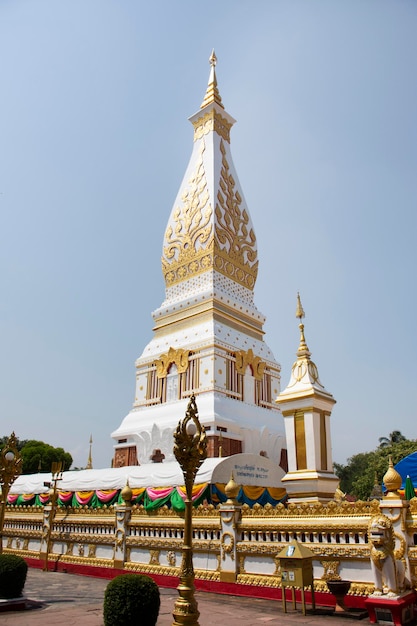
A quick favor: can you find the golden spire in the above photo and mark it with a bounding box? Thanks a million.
[86,434,93,470]
[121,478,133,504]
[383,455,402,498]
[225,471,239,504]
[200,49,224,110]
[296,293,311,358]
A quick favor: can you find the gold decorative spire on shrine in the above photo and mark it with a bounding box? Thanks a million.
[225,472,239,504]
[86,434,93,470]
[279,293,330,392]
[200,50,224,110]
[383,455,402,499]
[121,478,133,503]
[296,293,311,359]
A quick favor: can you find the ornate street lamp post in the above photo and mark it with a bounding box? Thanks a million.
[42,461,63,571]
[0,432,22,554]
[172,394,207,626]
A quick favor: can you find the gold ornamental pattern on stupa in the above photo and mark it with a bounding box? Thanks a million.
[235,348,266,380]
[192,110,232,143]
[155,347,190,379]
[162,139,258,291]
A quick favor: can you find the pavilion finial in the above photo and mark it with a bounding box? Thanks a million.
[295,293,310,358]
[209,49,217,67]
[200,49,224,110]
[296,292,305,320]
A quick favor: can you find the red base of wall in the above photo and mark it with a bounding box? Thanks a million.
[365,592,417,625]
[25,557,367,610]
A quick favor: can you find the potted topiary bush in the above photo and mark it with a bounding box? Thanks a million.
[0,554,28,599]
[103,573,160,626]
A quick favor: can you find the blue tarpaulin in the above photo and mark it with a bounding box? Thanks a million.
[395,452,417,491]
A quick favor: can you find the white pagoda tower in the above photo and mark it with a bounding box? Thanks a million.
[111,53,285,468]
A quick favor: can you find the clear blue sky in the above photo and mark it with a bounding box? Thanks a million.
[1,1,416,469]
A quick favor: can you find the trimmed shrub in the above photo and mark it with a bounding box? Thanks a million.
[103,573,160,626]
[0,554,28,599]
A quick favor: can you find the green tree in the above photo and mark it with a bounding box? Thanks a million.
[334,438,417,500]
[334,452,373,496]
[0,438,72,474]
[378,430,407,448]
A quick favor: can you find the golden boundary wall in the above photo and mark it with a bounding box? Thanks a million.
[4,496,417,608]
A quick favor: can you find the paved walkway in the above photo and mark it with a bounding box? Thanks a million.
[0,568,370,625]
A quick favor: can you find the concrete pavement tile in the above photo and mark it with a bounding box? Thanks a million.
[0,569,370,626]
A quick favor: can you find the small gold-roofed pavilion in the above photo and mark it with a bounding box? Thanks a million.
[276,294,338,502]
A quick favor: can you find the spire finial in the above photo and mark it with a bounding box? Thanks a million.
[296,292,305,320]
[200,49,224,110]
[86,434,93,470]
[295,293,310,358]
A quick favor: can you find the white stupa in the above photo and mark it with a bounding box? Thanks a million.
[111,52,285,468]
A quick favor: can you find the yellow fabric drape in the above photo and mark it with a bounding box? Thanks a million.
[176,483,208,497]
[266,487,287,500]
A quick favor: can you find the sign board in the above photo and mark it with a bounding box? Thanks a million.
[211,453,286,487]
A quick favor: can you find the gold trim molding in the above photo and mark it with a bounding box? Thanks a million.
[239,500,380,517]
[192,109,232,143]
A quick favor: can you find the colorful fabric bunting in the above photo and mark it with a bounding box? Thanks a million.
[6,483,285,510]
[211,484,287,507]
